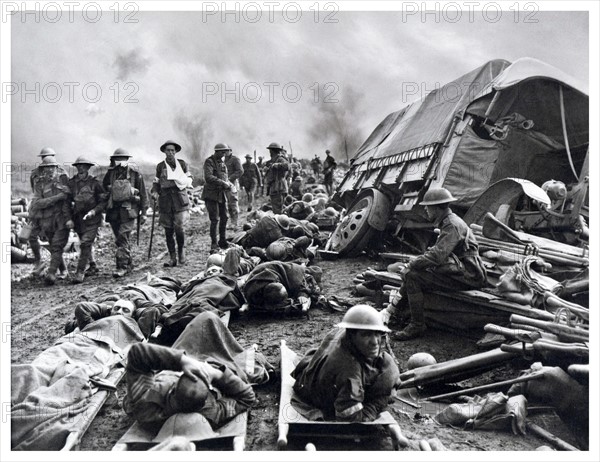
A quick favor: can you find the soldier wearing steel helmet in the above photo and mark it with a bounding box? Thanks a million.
[242,260,321,314]
[322,149,337,196]
[27,155,74,285]
[29,147,68,192]
[264,142,290,214]
[382,187,487,340]
[103,148,149,278]
[291,304,399,422]
[67,156,106,283]
[202,143,233,253]
[28,147,69,278]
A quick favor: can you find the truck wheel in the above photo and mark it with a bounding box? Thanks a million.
[327,191,376,257]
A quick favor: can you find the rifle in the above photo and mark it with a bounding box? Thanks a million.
[136,207,141,246]
[147,198,157,260]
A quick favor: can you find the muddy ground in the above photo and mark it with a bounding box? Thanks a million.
[10,195,579,452]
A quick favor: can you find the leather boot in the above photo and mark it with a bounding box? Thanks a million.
[85,262,99,276]
[164,252,178,267]
[175,231,185,265]
[72,271,85,284]
[394,292,426,340]
[394,322,426,340]
[31,240,46,276]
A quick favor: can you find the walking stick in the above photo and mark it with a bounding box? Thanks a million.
[147,198,157,260]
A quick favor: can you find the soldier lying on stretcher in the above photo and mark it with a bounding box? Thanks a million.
[291,305,399,422]
[123,312,258,427]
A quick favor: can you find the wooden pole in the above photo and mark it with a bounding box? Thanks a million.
[509,315,588,342]
[423,370,545,402]
[527,422,580,451]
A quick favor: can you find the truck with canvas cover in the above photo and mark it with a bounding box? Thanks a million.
[327,58,589,256]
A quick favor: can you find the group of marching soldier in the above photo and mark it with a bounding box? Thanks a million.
[27,140,336,284]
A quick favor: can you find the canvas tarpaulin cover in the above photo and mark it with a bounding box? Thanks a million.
[351,59,511,166]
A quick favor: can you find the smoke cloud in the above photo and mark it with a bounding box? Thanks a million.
[113,48,151,80]
[174,112,214,163]
[308,86,365,163]
[10,11,589,168]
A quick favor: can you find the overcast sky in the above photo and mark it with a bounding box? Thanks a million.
[11,7,589,165]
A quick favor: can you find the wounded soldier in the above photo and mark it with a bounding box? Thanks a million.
[241,261,322,314]
[291,305,399,422]
[123,311,256,426]
[63,275,180,338]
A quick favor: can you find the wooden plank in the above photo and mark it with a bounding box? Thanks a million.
[61,367,126,451]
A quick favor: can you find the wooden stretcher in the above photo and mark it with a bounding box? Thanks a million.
[112,411,247,451]
[278,340,408,450]
[61,366,126,451]
[113,311,250,451]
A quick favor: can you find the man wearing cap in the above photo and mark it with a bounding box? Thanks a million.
[383,187,487,340]
[240,154,262,212]
[202,143,233,252]
[67,156,106,283]
[322,150,337,196]
[123,311,256,425]
[264,142,290,214]
[151,140,193,267]
[27,156,74,285]
[291,305,399,422]
[28,147,69,277]
[223,147,242,231]
[103,148,149,278]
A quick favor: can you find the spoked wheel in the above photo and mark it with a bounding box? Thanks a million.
[327,191,376,257]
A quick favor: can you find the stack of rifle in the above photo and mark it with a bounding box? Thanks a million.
[352,268,404,301]
[485,309,589,362]
[470,223,588,268]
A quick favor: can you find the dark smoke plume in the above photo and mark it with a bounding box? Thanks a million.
[308,86,366,163]
[114,48,151,80]
[174,112,214,165]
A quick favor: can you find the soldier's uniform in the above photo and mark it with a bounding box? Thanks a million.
[29,147,69,276]
[67,156,106,282]
[310,156,322,178]
[322,151,337,196]
[240,155,262,211]
[151,140,192,267]
[28,157,73,285]
[103,149,148,277]
[265,143,289,214]
[202,145,231,251]
[292,326,398,422]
